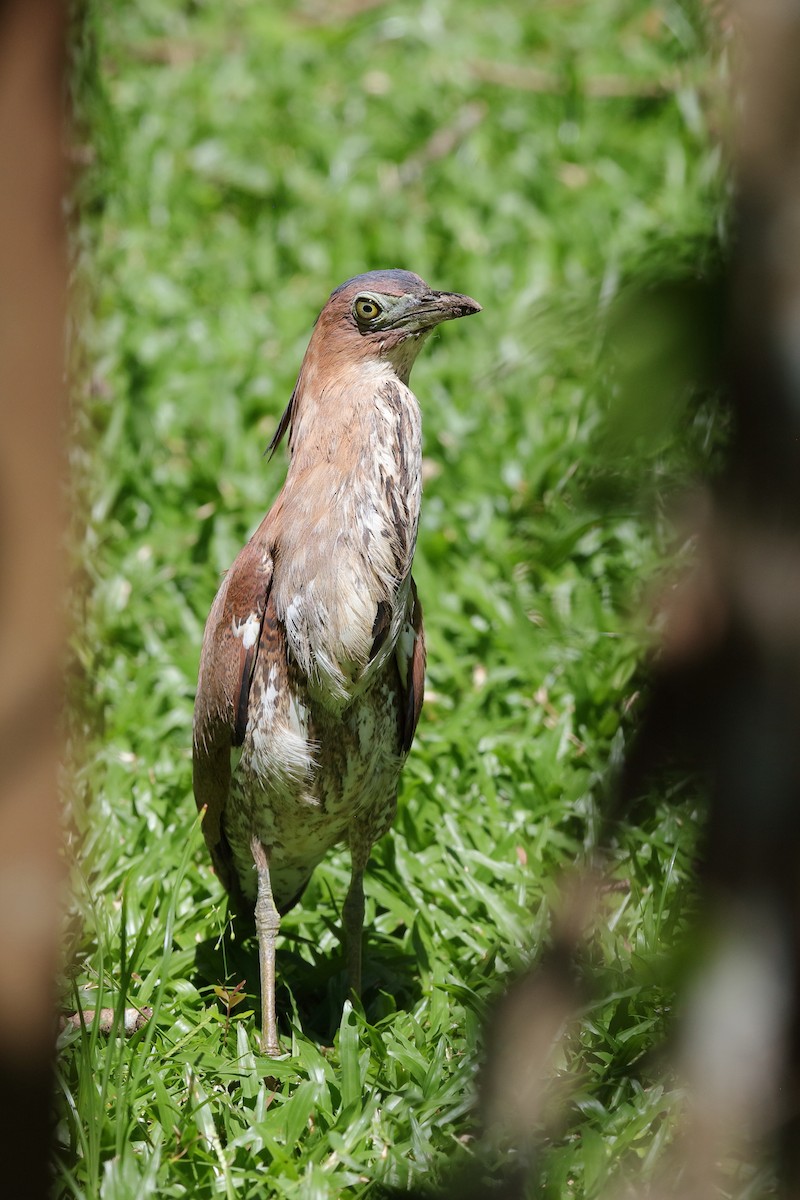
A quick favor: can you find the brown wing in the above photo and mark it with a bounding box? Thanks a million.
[192,527,274,894]
[397,576,426,753]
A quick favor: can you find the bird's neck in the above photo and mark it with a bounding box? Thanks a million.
[281,358,423,565]
[285,357,417,477]
[271,357,422,700]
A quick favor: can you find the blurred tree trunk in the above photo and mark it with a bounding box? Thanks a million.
[0,0,67,1194]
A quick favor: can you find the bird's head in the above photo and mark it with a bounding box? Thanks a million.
[309,269,481,385]
[325,268,480,365]
[269,269,480,456]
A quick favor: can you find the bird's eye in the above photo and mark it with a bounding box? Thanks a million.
[354,296,383,322]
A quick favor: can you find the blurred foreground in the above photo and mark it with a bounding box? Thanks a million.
[0,1,67,1196]
[396,2,800,1196]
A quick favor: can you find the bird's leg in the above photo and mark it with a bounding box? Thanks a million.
[250,835,281,1055]
[343,829,371,999]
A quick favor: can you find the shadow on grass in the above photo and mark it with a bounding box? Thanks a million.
[373,1174,528,1200]
[192,917,422,1045]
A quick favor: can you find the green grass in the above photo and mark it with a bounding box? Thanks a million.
[62,1,724,1196]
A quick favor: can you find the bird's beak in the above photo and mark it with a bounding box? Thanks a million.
[395,290,481,333]
[423,290,482,325]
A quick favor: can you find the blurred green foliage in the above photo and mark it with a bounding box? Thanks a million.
[62,1,726,1196]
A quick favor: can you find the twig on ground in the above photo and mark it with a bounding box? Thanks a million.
[396,102,487,186]
[60,1006,153,1036]
[469,58,682,98]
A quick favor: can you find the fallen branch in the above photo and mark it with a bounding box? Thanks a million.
[60,1006,153,1037]
[469,58,681,99]
[295,0,393,26]
[396,102,487,186]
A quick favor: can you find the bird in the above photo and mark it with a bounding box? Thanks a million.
[192,269,481,1053]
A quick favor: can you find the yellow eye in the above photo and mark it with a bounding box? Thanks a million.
[354,296,383,322]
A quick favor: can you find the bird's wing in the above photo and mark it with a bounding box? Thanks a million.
[192,533,273,893]
[397,576,426,753]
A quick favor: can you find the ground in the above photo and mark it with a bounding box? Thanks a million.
[60,2,725,1196]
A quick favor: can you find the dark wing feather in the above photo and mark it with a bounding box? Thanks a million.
[266,382,297,458]
[398,577,426,753]
[233,632,260,746]
[192,530,274,894]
